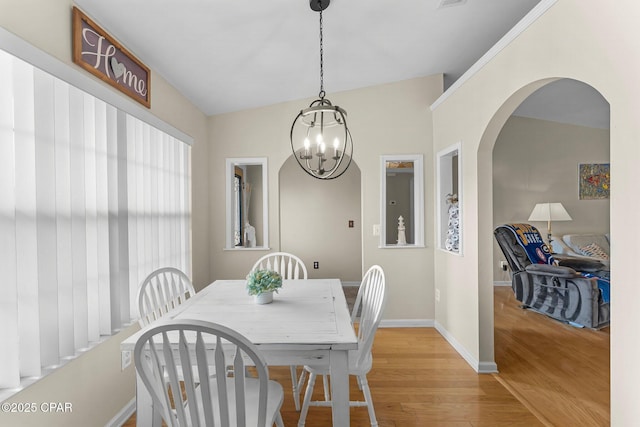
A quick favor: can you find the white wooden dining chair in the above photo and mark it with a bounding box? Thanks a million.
[297,265,387,427]
[250,251,309,411]
[134,319,285,427]
[137,267,196,327]
[250,252,308,280]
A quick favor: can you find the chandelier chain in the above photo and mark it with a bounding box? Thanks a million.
[319,8,325,99]
[289,0,353,180]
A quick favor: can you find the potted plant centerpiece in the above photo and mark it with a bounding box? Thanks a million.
[246,269,283,304]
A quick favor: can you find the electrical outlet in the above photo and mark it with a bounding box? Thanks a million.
[500,261,509,271]
[435,289,440,302]
[313,261,319,269]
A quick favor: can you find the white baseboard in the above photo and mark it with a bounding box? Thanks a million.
[493,281,511,287]
[379,319,434,328]
[106,398,136,427]
[478,361,499,373]
[434,321,498,373]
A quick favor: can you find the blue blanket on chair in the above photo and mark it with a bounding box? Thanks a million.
[503,223,555,265]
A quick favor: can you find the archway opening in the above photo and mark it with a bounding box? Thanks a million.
[278,155,362,282]
[481,78,610,425]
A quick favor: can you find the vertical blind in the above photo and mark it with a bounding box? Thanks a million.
[0,49,191,389]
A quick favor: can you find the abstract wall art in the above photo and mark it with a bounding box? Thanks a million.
[579,163,610,200]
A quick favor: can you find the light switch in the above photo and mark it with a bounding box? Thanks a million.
[373,224,380,236]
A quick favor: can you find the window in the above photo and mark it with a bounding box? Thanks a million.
[0,48,191,395]
[380,154,424,247]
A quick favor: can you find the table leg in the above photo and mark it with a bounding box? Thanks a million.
[329,349,350,426]
[136,370,161,427]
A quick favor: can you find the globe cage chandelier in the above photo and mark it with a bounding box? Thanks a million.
[290,0,353,180]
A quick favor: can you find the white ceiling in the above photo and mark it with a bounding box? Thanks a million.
[73,0,609,128]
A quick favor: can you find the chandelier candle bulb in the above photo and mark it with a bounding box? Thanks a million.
[303,138,311,158]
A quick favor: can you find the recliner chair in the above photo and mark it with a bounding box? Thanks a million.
[494,223,609,329]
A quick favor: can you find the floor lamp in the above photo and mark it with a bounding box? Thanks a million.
[528,202,572,252]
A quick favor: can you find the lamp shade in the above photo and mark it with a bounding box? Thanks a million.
[528,202,572,221]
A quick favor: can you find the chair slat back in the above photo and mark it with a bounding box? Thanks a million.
[352,265,387,368]
[134,320,271,427]
[251,252,308,280]
[137,267,196,326]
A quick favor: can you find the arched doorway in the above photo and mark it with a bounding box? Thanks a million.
[492,79,610,285]
[482,78,610,425]
[278,155,362,282]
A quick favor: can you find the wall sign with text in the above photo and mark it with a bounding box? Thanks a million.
[72,7,150,108]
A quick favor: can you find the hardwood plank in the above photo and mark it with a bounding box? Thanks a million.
[493,286,610,427]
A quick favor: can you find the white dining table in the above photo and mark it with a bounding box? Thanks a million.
[120,278,358,426]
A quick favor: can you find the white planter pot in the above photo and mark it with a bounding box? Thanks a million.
[254,291,273,305]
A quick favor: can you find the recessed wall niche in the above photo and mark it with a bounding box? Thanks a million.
[437,143,462,254]
[380,154,424,248]
[225,157,269,250]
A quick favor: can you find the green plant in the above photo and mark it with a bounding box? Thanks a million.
[246,269,283,296]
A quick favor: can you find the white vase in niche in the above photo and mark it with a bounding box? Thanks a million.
[254,291,273,305]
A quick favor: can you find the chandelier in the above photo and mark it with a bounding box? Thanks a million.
[290,0,353,180]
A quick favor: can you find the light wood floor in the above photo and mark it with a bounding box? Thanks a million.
[123,286,609,426]
[493,285,610,426]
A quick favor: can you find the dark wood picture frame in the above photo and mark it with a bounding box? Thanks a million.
[72,6,151,108]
